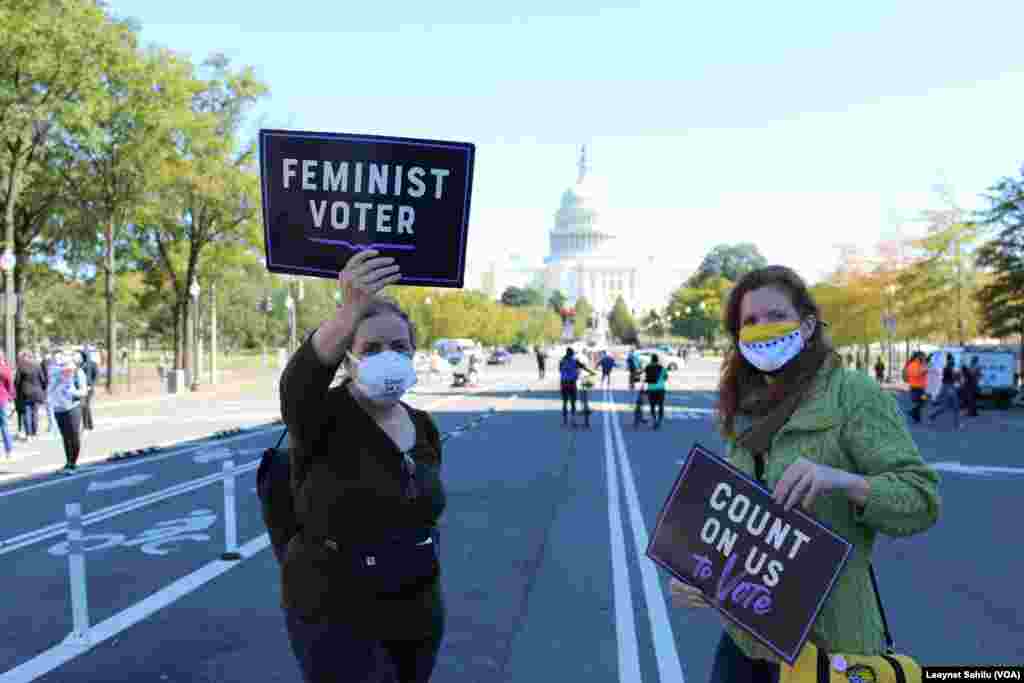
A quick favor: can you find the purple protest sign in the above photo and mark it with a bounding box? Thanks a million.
[646,443,853,665]
[259,129,475,288]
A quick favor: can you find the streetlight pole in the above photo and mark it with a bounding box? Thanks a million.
[189,278,200,390]
[1,247,14,368]
[209,282,217,385]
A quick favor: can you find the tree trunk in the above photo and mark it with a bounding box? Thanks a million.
[14,253,27,356]
[173,299,184,369]
[105,223,117,394]
[3,158,21,368]
[182,294,191,382]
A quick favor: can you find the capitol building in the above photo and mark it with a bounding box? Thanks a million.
[481,146,692,340]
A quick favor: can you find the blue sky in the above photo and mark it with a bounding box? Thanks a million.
[112,0,1024,286]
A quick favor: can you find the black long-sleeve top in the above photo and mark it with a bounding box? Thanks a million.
[278,332,446,638]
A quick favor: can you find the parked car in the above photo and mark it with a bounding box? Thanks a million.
[635,348,684,371]
[488,349,512,366]
[508,343,529,354]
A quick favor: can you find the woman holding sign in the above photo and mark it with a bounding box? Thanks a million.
[279,250,446,683]
[669,265,940,682]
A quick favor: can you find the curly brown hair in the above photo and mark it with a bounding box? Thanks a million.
[715,265,838,438]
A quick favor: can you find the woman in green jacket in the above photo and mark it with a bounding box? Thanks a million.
[669,266,940,683]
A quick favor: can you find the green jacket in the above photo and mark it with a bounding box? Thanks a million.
[723,363,941,661]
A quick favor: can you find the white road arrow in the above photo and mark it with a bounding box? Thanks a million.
[193,448,236,465]
[931,462,1024,476]
[87,474,152,493]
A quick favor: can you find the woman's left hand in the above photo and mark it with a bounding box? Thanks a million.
[773,457,852,511]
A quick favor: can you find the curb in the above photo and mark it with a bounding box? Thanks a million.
[105,420,285,463]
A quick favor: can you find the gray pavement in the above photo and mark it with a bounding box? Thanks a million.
[0,355,1020,682]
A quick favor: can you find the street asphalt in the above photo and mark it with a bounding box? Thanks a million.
[0,354,1020,682]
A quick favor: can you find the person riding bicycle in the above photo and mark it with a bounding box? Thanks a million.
[559,348,596,428]
[643,353,669,429]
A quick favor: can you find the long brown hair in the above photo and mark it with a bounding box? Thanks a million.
[715,265,837,439]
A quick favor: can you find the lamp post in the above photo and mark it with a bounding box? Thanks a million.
[1,246,15,368]
[209,281,217,385]
[285,292,295,355]
[189,278,200,390]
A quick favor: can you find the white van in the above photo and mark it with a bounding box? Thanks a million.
[925,346,1019,407]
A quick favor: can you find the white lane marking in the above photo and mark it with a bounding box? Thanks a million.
[192,448,236,465]
[0,464,258,556]
[609,388,687,682]
[602,387,643,681]
[0,534,270,683]
[930,462,1024,476]
[87,474,152,493]
[0,425,284,498]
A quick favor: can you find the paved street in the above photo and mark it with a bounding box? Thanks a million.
[0,354,1020,682]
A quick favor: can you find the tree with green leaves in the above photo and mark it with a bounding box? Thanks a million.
[58,39,198,391]
[135,53,268,380]
[0,0,123,365]
[548,289,566,315]
[974,166,1024,363]
[573,296,593,338]
[609,296,638,344]
[500,286,543,307]
[688,243,767,289]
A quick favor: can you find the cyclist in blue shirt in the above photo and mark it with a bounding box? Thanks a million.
[598,352,616,388]
[559,348,596,427]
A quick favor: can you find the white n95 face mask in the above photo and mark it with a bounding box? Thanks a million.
[348,350,418,404]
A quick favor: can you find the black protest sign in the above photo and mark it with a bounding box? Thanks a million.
[259,129,475,288]
[646,443,852,665]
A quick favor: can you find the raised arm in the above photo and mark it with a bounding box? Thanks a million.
[279,249,402,449]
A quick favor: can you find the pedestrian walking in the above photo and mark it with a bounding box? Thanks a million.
[928,353,962,430]
[626,347,642,391]
[903,351,928,423]
[598,351,615,388]
[535,346,546,380]
[670,265,940,681]
[960,356,980,418]
[0,356,15,458]
[874,356,885,384]
[642,353,668,429]
[40,350,58,435]
[78,349,99,431]
[15,351,47,441]
[48,352,89,472]
[279,250,446,683]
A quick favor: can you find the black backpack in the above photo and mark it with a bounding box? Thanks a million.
[256,428,299,565]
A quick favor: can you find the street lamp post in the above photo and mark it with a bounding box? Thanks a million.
[209,282,217,385]
[1,247,15,368]
[189,278,201,390]
[285,292,295,355]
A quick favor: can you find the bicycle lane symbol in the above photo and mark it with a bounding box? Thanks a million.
[46,509,218,557]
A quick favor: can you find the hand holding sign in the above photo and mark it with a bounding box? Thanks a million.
[773,457,853,511]
[669,576,711,609]
[339,249,401,314]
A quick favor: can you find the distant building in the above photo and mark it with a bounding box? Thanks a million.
[484,146,692,338]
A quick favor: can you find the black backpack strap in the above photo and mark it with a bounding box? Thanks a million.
[272,426,288,451]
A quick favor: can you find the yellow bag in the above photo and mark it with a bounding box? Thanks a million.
[779,639,921,683]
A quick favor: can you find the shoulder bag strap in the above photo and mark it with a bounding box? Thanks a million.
[835,368,898,653]
[868,562,896,653]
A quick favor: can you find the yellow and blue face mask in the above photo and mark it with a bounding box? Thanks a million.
[738,321,805,372]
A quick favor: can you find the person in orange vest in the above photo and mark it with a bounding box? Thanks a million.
[904,351,929,423]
